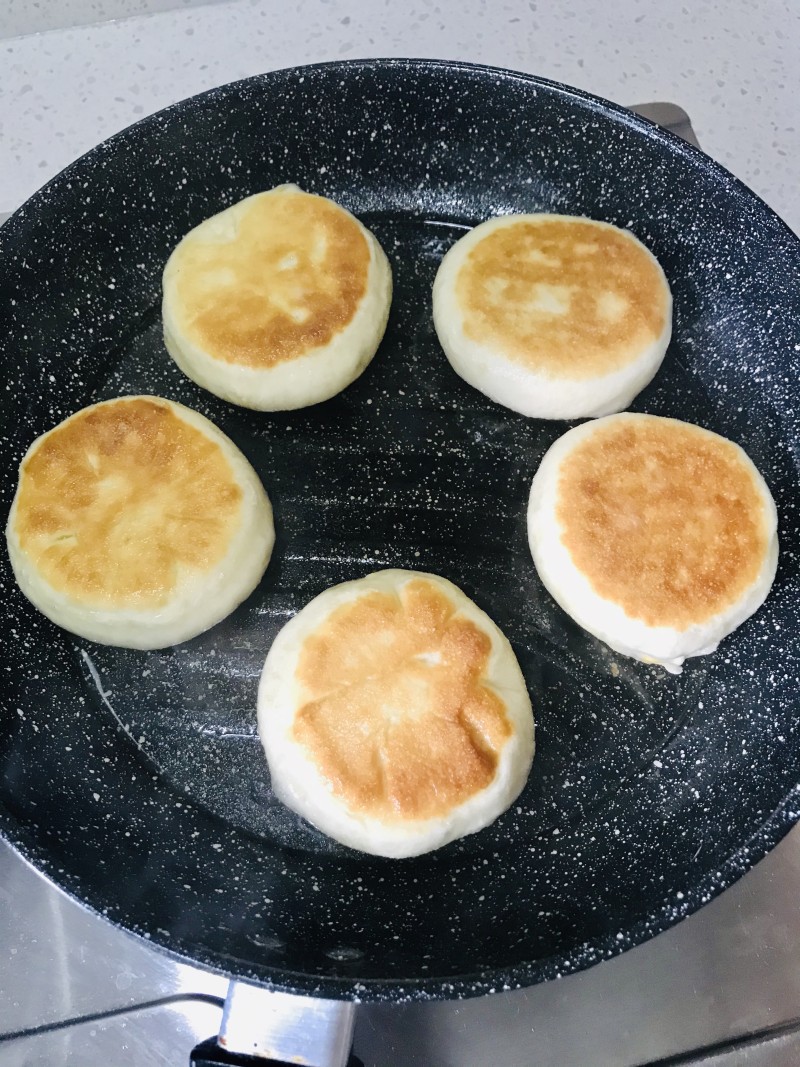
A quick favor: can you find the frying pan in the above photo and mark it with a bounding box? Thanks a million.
[0,59,799,1003]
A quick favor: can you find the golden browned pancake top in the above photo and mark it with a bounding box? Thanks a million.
[291,579,512,822]
[13,398,243,609]
[171,189,370,368]
[456,217,668,379]
[556,419,771,629]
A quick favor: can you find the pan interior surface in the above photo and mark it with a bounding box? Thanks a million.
[0,59,798,1000]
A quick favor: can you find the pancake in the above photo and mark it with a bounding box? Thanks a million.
[6,395,275,649]
[257,569,534,857]
[432,213,672,419]
[162,185,393,410]
[527,413,778,672]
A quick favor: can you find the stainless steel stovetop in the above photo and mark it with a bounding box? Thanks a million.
[2,106,800,1067]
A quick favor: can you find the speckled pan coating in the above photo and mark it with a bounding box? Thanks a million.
[0,59,798,1002]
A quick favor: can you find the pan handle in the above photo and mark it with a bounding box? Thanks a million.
[627,102,702,148]
[190,979,360,1066]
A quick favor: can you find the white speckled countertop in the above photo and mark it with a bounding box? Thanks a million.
[2,0,799,234]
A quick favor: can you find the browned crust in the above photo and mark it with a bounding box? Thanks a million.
[556,418,770,628]
[13,398,243,609]
[456,217,668,379]
[171,189,371,367]
[291,579,512,821]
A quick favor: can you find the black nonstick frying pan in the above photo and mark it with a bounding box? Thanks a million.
[0,59,798,1002]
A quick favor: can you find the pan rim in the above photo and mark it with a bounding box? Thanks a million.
[2,784,797,1001]
[1,57,797,254]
